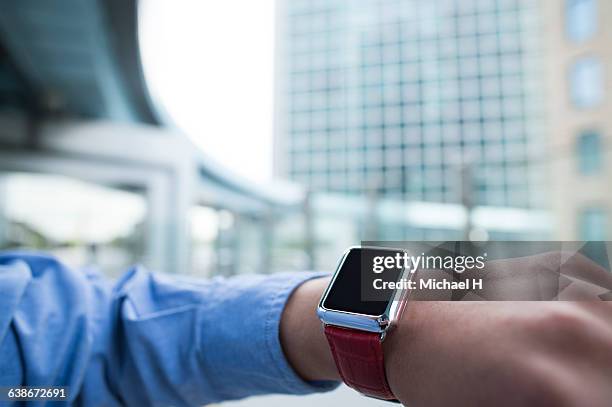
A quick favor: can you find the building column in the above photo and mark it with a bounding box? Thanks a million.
[142,165,195,275]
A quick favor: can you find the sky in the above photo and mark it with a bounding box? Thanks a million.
[139,0,276,183]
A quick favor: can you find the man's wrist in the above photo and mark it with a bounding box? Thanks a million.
[280,276,340,382]
[279,274,431,399]
[382,300,438,403]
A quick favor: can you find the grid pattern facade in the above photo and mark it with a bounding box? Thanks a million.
[277,0,545,208]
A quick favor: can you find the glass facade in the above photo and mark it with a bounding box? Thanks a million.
[576,130,602,174]
[579,207,607,240]
[278,0,545,208]
[566,0,597,42]
[570,57,604,108]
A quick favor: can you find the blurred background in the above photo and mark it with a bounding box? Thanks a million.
[0,0,610,405]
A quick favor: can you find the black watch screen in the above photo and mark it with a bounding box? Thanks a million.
[323,247,405,316]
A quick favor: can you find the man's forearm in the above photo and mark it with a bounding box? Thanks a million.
[0,253,340,406]
[280,276,340,382]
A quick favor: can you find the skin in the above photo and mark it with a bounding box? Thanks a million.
[280,252,612,407]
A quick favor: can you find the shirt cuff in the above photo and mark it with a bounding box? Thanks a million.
[263,272,339,394]
[202,271,339,401]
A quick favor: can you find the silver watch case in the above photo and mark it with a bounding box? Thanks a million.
[317,246,411,336]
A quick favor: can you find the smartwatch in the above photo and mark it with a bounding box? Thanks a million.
[317,247,410,402]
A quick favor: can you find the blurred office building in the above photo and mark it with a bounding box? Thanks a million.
[275,0,611,245]
[275,0,546,239]
[545,0,612,240]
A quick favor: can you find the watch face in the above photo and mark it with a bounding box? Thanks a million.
[322,247,405,317]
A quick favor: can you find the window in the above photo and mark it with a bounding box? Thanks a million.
[576,130,602,174]
[570,57,604,108]
[566,0,597,42]
[579,207,607,240]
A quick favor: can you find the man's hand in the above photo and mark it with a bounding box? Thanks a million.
[280,254,612,406]
[385,301,612,406]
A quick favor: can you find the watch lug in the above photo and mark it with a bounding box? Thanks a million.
[377,315,390,327]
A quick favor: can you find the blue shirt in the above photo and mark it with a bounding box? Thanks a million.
[0,252,337,406]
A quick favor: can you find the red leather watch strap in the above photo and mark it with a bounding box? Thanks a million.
[324,325,397,401]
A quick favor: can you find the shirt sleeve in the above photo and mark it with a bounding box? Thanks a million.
[0,252,338,407]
